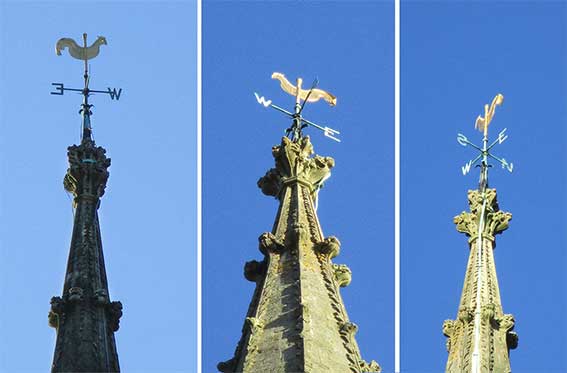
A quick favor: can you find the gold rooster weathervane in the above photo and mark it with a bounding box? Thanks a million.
[51,33,122,141]
[254,72,340,142]
[457,93,513,192]
[272,72,337,106]
[56,34,107,73]
[474,93,504,135]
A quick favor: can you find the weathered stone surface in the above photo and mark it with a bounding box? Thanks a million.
[360,359,381,373]
[222,137,379,373]
[244,260,266,282]
[257,136,334,200]
[445,188,516,373]
[258,232,285,255]
[314,236,341,259]
[50,138,121,373]
[333,264,352,287]
[64,139,111,201]
[453,189,512,243]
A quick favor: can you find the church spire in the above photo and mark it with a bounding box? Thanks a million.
[48,33,122,372]
[219,74,379,372]
[444,94,517,373]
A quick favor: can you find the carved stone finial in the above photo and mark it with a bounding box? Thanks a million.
[454,188,511,241]
[258,136,334,198]
[454,211,477,237]
[244,260,266,282]
[64,142,111,199]
[107,301,123,332]
[68,286,84,302]
[485,210,512,238]
[340,321,358,336]
[457,306,474,323]
[93,288,109,305]
[333,263,352,287]
[507,331,519,350]
[258,232,284,255]
[496,313,518,350]
[360,359,381,373]
[443,319,455,338]
[217,357,236,373]
[49,296,66,329]
[257,168,281,196]
[497,313,514,330]
[442,319,456,352]
[314,236,341,258]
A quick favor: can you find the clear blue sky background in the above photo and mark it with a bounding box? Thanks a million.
[0,1,197,372]
[402,2,566,372]
[3,2,565,373]
[203,1,394,372]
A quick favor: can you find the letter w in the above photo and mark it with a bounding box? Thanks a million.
[254,92,272,107]
[107,88,122,100]
[461,160,473,175]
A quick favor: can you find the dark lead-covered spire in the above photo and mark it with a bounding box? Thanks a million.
[49,136,122,372]
[49,33,122,372]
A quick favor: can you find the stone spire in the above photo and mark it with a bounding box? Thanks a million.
[443,188,518,372]
[48,133,122,372]
[219,136,379,373]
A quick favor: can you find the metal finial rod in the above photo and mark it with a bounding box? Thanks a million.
[79,93,92,142]
[479,103,490,192]
[80,33,91,142]
[286,78,303,141]
[83,33,89,87]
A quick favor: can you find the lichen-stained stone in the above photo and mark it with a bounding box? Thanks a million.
[49,137,121,373]
[444,188,517,373]
[221,137,380,373]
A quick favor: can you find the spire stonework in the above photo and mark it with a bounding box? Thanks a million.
[219,136,379,373]
[443,188,518,372]
[48,137,122,372]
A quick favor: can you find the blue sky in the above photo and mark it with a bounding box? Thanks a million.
[0,1,197,371]
[402,2,566,372]
[203,1,394,372]
[1,1,566,373]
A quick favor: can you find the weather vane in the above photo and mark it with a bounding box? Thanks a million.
[254,72,340,142]
[457,93,513,192]
[51,33,122,141]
